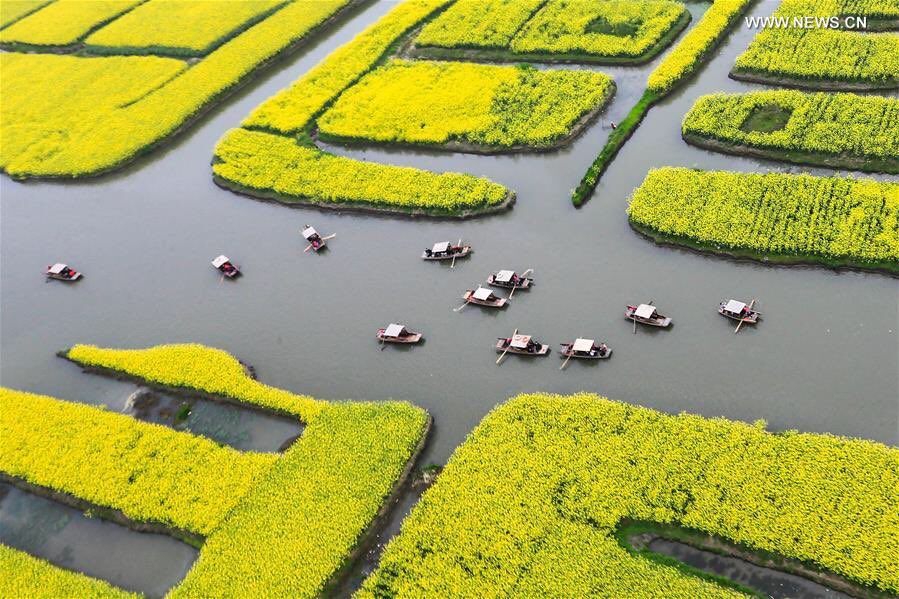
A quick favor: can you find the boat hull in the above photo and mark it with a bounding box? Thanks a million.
[487,277,532,290]
[559,345,611,359]
[718,308,759,324]
[377,331,423,344]
[495,340,550,355]
[47,272,82,281]
[463,292,507,308]
[625,310,671,327]
[422,247,472,261]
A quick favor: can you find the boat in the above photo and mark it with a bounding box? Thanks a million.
[625,303,671,327]
[211,255,240,278]
[302,225,333,252]
[719,299,760,325]
[495,334,550,356]
[559,338,611,359]
[422,240,471,261]
[45,263,82,282]
[462,286,508,308]
[487,269,532,290]
[377,323,423,344]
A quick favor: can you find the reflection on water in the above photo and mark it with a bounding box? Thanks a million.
[0,483,198,598]
[648,538,850,599]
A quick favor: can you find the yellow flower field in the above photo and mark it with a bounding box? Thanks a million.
[627,167,899,270]
[0,0,142,46]
[361,393,899,596]
[415,0,544,49]
[682,90,899,172]
[84,0,288,56]
[2,344,429,597]
[733,0,899,88]
[317,60,614,148]
[0,545,137,599]
[0,0,353,178]
[0,0,51,28]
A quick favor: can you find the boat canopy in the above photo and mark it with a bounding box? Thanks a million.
[510,334,531,349]
[302,227,317,239]
[495,270,515,283]
[473,287,493,301]
[48,263,67,274]
[724,299,747,314]
[635,304,656,319]
[384,323,405,337]
[573,338,594,353]
[211,255,229,268]
[432,241,450,253]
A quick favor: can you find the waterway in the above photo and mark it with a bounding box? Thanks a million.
[1,0,896,595]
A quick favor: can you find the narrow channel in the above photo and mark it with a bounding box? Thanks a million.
[646,538,851,599]
[0,483,198,597]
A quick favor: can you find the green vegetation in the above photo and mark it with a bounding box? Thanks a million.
[317,60,614,149]
[733,0,899,89]
[2,344,429,597]
[361,393,899,596]
[682,90,899,173]
[83,0,289,57]
[627,168,899,272]
[0,545,137,599]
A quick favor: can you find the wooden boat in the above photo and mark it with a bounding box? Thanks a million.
[302,225,333,252]
[487,269,532,290]
[211,255,240,278]
[45,263,82,282]
[377,323,423,344]
[462,287,508,308]
[559,338,611,360]
[719,299,760,325]
[625,303,671,327]
[422,241,472,261]
[495,334,550,356]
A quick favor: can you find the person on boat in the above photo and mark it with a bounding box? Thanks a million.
[511,273,519,285]
[424,248,432,257]
[599,343,609,355]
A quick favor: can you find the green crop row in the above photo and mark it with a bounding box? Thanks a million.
[646,0,754,93]
[0,387,277,535]
[0,545,137,599]
[213,128,510,215]
[317,60,613,148]
[2,343,429,597]
[626,167,899,271]
[361,393,899,596]
[1,0,354,178]
[682,90,899,172]
[733,0,899,89]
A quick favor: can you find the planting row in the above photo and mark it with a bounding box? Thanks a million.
[0,0,52,29]
[626,168,899,272]
[2,344,429,597]
[317,60,614,149]
[683,90,899,173]
[361,393,899,596]
[733,0,899,90]
[0,0,142,47]
[0,0,355,178]
[415,0,689,63]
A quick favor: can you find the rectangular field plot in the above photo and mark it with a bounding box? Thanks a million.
[682,90,899,172]
[0,0,52,28]
[1,343,429,597]
[84,0,289,57]
[360,393,899,597]
[627,167,899,272]
[732,0,899,90]
[0,0,143,47]
[511,0,689,61]
[316,60,615,149]
[414,0,689,63]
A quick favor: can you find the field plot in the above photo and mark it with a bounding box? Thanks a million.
[0,0,357,178]
[0,0,52,28]
[413,0,690,63]
[361,393,899,597]
[732,0,899,90]
[84,0,289,57]
[1,344,429,597]
[317,60,614,150]
[0,0,142,47]
[0,545,136,599]
[627,168,899,273]
[682,91,899,173]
